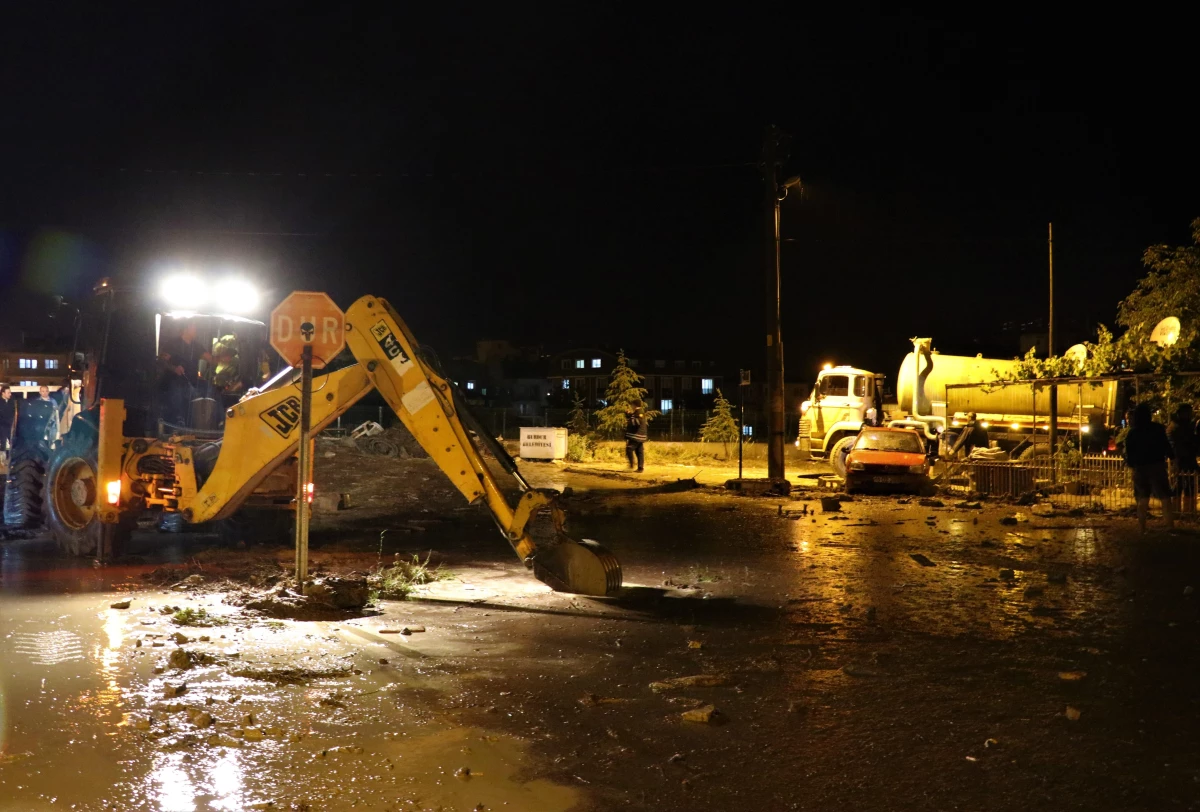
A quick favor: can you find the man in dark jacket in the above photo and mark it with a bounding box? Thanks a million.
[1167,403,1198,514]
[625,403,648,473]
[1124,402,1175,533]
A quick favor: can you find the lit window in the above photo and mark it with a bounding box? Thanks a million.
[19,358,36,369]
[481,388,487,396]
[466,381,475,390]
[701,378,714,395]
[562,379,570,389]
[45,359,59,370]
[575,359,585,369]
[660,398,673,411]
[742,425,753,437]
[591,358,601,368]
[20,380,36,387]
[654,360,665,369]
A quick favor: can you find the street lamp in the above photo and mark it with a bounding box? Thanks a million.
[763,123,802,489]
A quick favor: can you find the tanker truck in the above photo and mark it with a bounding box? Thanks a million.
[798,338,1120,473]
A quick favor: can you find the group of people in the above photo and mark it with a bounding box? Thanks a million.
[158,322,250,428]
[1124,402,1200,533]
[0,384,62,460]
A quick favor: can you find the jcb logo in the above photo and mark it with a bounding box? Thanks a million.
[261,396,302,438]
[371,319,409,363]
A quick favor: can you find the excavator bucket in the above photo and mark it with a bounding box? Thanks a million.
[533,538,623,596]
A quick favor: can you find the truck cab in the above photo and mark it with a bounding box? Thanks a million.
[798,366,887,458]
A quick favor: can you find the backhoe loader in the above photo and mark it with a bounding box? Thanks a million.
[44,281,622,596]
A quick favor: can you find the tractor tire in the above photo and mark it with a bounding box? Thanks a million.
[3,445,47,528]
[217,508,295,548]
[1018,443,1050,462]
[45,429,132,557]
[830,435,858,479]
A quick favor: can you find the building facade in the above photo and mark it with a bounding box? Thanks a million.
[547,348,724,412]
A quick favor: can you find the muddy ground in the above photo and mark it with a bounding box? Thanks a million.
[2,439,1199,811]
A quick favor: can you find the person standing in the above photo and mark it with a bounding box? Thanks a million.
[625,402,648,473]
[159,322,210,426]
[1123,402,1175,533]
[1167,403,1198,514]
[0,385,16,462]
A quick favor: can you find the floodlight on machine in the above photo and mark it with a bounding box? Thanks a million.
[159,273,208,308]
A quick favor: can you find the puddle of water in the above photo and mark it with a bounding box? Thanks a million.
[0,591,579,812]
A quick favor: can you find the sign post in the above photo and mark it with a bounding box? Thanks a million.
[739,369,751,480]
[270,292,346,593]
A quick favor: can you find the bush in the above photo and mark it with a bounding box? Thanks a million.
[566,433,594,462]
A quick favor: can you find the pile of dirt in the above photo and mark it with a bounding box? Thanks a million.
[227,575,371,620]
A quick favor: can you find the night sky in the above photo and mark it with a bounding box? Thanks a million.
[1,6,1197,384]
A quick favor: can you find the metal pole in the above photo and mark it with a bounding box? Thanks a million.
[295,344,313,593]
[739,381,745,479]
[1048,222,1058,481]
[763,125,786,483]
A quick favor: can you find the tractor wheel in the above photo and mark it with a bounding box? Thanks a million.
[830,435,858,479]
[217,508,295,547]
[1018,443,1050,462]
[45,430,132,557]
[3,445,48,528]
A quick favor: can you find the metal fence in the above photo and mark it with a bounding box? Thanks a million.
[944,454,1199,514]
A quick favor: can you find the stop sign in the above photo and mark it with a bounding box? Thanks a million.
[270,291,346,369]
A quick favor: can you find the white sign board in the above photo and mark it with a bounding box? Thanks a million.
[520,427,568,460]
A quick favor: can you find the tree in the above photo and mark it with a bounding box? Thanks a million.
[700,389,739,458]
[1000,218,1200,415]
[595,350,658,438]
[567,392,591,436]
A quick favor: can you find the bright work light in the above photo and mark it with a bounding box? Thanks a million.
[160,273,207,308]
[214,278,260,314]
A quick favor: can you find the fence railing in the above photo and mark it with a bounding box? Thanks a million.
[944,454,1199,514]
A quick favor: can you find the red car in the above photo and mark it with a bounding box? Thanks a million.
[844,426,933,494]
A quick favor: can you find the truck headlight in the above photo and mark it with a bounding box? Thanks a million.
[909,464,927,475]
[848,460,865,471]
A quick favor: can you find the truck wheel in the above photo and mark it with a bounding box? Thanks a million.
[3,445,47,528]
[830,435,857,478]
[45,432,132,557]
[217,509,295,547]
[1018,444,1050,461]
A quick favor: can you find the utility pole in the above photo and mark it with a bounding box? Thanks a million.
[763,125,786,484]
[1048,223,1057,470]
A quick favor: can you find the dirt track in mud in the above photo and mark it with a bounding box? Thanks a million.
[2,441,1200,811]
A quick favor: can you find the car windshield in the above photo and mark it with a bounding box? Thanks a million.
[855,431,923,454]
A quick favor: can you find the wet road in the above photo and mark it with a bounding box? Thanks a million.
[3,469,1200,810]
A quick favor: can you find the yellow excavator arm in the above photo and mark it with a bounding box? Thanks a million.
[184,295,621,596]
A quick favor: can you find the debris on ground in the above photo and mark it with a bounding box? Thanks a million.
[231,576,370,619]
[400,625,425,634]
[1065,706,1082,721]
[842,664,883,678]
[1058,670,1087,681]
[909,553,936,567]
[650,674,731,692]
[918,498,945,508]
[999,569,1016,580]
[680,704,726,724]
[110,600,131,610]
[999,516,1018,525]
[172,574,206,591]
[172,607,228,627]
[820,497,842,513]
[579,694,635,707]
